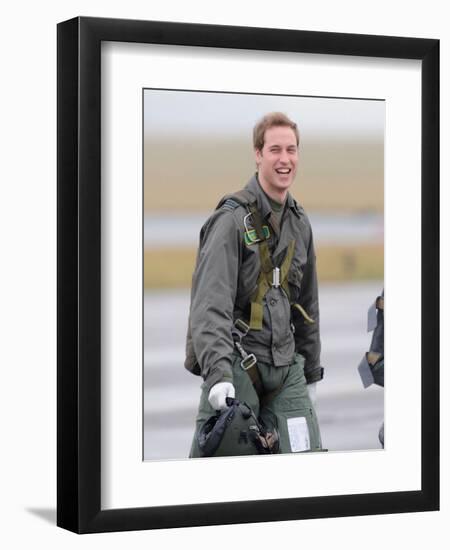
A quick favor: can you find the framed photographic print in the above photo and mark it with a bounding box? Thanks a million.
[57,16,439,533]
[142,89,386,461]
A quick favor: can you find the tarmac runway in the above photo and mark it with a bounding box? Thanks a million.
[144,280,384,460]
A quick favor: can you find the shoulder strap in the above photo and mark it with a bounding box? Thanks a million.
[216,189,256,211]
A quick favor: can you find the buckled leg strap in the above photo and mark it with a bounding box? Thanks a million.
[233,320,284,406]
[259,385,283,408]
[243,361,282,407]
[245,363,264,397]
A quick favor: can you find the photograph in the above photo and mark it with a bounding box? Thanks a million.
[143,89,385,460]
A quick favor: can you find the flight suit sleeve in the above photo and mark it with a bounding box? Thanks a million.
[369,290,384,356]
[189,210,241,393]
[294,227,324,384]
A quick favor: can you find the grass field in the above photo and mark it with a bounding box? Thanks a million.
[143,243,383,289]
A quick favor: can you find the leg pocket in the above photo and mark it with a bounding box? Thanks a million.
[276,407,322,453]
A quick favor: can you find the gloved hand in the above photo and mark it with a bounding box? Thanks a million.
[307,382,317,407]
[208,382,235,411]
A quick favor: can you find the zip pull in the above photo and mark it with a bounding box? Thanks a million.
[272,267,280,288]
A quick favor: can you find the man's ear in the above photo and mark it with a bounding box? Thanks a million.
[254,148,262,166]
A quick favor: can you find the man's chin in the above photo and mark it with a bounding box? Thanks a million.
[275,177,294,189]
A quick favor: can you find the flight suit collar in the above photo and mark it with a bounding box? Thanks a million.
[244,174,272,219]
[244,174,302,221]
[285,193,302,219]
[244,174,303,261]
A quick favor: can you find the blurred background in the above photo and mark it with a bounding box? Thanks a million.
[143,89,384,460]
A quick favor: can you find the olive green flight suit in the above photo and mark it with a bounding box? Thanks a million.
[186,175,324,456]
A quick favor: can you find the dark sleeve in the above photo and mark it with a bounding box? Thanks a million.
[370,289,384,356]
[294,226,323,384]
[189,210,241,392]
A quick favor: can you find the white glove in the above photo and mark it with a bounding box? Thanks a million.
[307,382,317,407]
[208,382,235,411]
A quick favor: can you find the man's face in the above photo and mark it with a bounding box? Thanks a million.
[255,125,299,198]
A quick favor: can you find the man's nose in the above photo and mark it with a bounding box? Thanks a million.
[279,150,289,163]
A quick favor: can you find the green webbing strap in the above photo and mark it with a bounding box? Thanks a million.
[249,276,269,330]
[280,240,296,301]
[248,222,297,330]
[248,204,273,273]
[292,303,315,325]
[240,199,315,330]
[248,204,273,330]
[258,240,274,274]
[247,205,265,329]
[248,203,265,241]
[244,362,264,396]
[244,358,284,407]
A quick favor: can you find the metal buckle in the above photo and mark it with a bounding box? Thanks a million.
[272,267,280,287]
[240,354,257,371]
[243,213,263,244]
[234,319,249,335]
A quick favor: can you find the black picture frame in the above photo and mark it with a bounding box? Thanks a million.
[57,16,439,533]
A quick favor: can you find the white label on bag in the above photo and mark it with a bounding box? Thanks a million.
[287,417,310,452]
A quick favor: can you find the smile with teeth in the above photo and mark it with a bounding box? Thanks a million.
[275,168,291,174]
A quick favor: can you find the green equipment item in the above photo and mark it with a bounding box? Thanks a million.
[197,398,280,457]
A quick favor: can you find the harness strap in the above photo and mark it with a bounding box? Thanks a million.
[248,210,296,330]
[292,303,315,325]
[232,319,284,407]
[367,351,382,366]
[224,191,314,327]
[280,240,296,301]
[229,199,310,404]
[240,359,283,408]
[244,362,264,397]
[216,189,255,211]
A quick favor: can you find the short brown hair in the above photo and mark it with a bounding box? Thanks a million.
[253,112,300,151]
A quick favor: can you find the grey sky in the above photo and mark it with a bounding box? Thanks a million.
[144,89,385,139]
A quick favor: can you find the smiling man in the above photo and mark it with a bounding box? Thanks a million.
[185,112,324,457]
